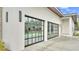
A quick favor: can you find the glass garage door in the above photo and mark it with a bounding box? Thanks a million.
[25,15,44,47]
[48,22,59,39]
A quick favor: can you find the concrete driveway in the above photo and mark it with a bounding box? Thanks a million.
[24,36,79,51]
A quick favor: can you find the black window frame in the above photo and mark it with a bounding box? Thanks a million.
[24,15,44,47]
[47,21,59,39]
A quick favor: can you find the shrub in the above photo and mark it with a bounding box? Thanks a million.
[74,32,79,36]
[0,40,6,51]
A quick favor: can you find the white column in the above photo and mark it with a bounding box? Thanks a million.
[59,24,61,37]
[44,20,48,41]
[69,17,73,36]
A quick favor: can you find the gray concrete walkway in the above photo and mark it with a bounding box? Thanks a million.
[24,36,79,51]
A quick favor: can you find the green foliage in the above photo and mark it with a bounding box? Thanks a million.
[0,40,6,51]
[77,21,79,30]
[74,32,79,36]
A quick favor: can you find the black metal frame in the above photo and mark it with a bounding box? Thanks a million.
[25,15,43,21]
[6,12,8,22]
[47,21,59,39]
[19,11,22,22]
[25,14,44,47]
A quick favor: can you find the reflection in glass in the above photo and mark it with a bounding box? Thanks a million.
[25,17,44,46]
[48,22,59,39]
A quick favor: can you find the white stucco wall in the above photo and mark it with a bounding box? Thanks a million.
[2,7,61,50]
[0,7,2,39]
[61,19,70,36]
[2,8,25,50]
[61,17,74,36]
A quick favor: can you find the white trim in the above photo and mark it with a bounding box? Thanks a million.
[55,7,64,16]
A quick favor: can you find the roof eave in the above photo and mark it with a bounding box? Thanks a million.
[48,7,64,17]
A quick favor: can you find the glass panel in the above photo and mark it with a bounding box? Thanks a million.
[33,38,35,43]
[28,38,32,44]
[35,37,38,42]
[38,37,41,41]
[42,37,43,40]
[25,40,28,45]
